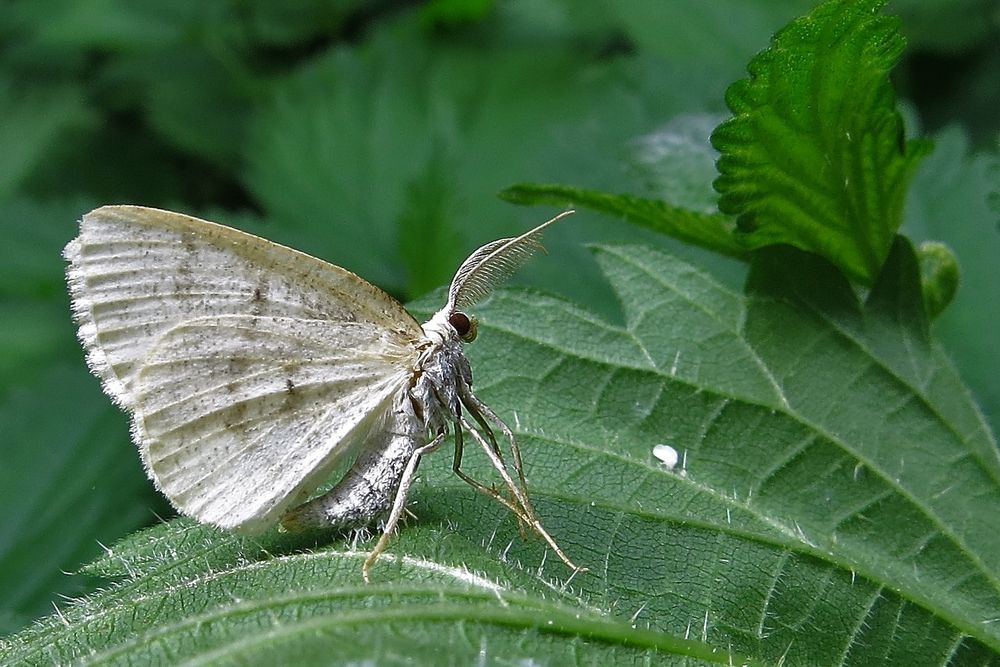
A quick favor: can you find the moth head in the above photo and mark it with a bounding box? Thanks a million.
[448,310,478,343]
[425,211,572,346]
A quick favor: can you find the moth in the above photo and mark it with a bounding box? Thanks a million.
[64,206,580,581]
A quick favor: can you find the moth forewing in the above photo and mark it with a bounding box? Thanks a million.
[65,205,422,410]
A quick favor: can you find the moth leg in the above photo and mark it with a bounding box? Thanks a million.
[460,388,529,501]
[464,402,531,537]
[451,419,509,506]
[447,390,511,504]
[456,393,530,537]
[363,431,447,583]
[467,404,503,460]
[450,417,532,544]
[460,416,585,574]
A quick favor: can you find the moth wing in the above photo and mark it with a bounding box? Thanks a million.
[64,205,426,531]
[135,315,416,531]
[64,205,422,410]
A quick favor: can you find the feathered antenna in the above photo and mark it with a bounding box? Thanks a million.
[446,210,574,312]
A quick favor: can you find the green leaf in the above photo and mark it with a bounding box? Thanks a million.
[4,242,997,665]
[711,0,932,284]
[500,182,747,259]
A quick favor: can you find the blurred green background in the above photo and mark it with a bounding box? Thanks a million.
[0,0,997,636]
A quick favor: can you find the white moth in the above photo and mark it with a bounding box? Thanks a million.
[64,206,581,581]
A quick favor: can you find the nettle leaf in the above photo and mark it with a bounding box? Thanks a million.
[3,242,997,665]
[711,0,932,284]
[500,182,747,259]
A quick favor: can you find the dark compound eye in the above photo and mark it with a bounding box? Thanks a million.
[448,311,471,336]
[448,311,478,342]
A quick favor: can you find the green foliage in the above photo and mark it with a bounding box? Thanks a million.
[0,81,93,200]
[420,0,496,27]
[711,0,932,284]
[1,0,998,664]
